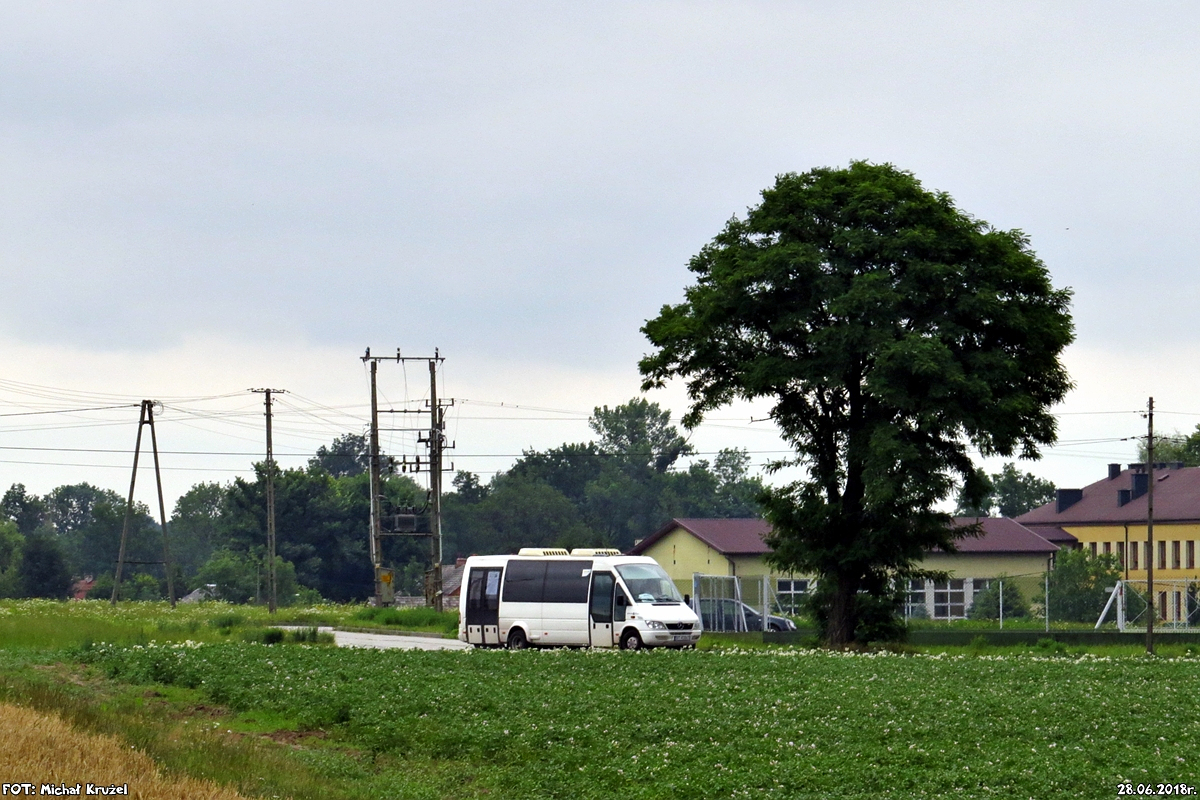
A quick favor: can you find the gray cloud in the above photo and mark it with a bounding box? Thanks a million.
[1,2,1198,368]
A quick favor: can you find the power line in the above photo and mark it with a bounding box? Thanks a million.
[0,403,140,418]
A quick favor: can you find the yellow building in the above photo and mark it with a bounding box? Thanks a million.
[632,516,1060,620]
[629,518,799,601]
[1018,462,1200,622]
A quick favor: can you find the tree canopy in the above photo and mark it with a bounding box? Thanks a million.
[1136,426,1200,467]
[640,162,1074,645]
[955,463,1057,518]
[445,398,764,555]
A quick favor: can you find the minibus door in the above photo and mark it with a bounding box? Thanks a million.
[589,571,615,648]
[466,567,503,645]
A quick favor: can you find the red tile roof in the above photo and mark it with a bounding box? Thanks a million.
[630,518,772,556]
[1017,465,1200,526]
[1019,525,1078,545]
[942,517,1059,554]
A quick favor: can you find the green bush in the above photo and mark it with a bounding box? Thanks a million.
[207,613,247,630]
[351,606,458,635]
[968,576,1030,620]
[1047,549,1120,623]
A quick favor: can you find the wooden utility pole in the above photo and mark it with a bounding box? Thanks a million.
[1147,396,1155,655]
[112,400,175,607]
[252,388,285,613]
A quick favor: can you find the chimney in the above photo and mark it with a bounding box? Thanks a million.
[1055,488,1083,513]
[1117,489,1132,507]
[1131,472,1149,500]
[1129,463,1145,473]
[1108,463,1122,480]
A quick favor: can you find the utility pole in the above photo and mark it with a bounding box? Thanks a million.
[1147,396,1155,655]
[362,351,389,606]
[361,348,453,608]
[251,388,286,613]
[428,357,444,613]
[112,400,176,608]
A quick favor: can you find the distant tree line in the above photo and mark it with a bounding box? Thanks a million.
[0,398,763,602]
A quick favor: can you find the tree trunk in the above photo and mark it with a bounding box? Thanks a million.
[826,572,858,648]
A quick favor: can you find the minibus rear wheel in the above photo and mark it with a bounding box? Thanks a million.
[507,628,529,650]
[619,630,643,651]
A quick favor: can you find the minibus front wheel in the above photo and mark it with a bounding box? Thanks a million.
[619,630,643,651]
[507,628,529,650]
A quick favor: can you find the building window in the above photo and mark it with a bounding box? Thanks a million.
[1188,540,1196,570]
[933,579,966,620]
[777,579,809,615]
[1089,542,1097,557]
[1131,542,1139,571]
[1172,541,1181,570]
[1158,541,1167,570]
[1159,592,1168,621]
[1174,592,1183,622]
[905,579,927,618]
[1103,542,1112,556]
[1117,541,1125,569]
[1146,542,1153,570]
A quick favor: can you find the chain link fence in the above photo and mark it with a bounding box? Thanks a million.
[686,571,1199,632]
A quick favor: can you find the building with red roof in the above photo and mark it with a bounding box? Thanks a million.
[630,516,1060,620]
[1017,462,1200,621]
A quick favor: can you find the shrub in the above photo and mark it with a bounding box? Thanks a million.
[968,576,1030,620]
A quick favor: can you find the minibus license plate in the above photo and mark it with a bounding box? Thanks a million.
[672,633,690,641]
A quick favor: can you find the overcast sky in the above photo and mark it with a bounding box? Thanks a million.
[2,2,1199,509]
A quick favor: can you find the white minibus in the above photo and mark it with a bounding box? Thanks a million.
[458,549,701,650]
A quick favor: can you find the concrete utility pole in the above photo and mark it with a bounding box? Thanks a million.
[362,351,389,606]
[428,357,444,613]
[112,400,175,607]
[1147,396,1155,655]
[252,388,286,613]
[361,348,453,608]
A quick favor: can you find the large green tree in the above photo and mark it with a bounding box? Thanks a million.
[640,162,1074,646]
[2,484,46,535]
[955,463,1056,518]
[0,519,23,598]
[18,529,72,599]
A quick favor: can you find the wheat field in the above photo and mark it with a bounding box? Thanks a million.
[0,703,249,800]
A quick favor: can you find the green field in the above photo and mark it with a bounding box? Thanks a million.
[83,641,1200,798]
[4,601,1200,799]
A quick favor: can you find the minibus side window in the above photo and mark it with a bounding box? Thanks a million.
[467,570,484,610]
[503,560,546,602]
[543,560,593,603]
[590,572,614,623]
[614,587,630,622]
[485,569,501,611]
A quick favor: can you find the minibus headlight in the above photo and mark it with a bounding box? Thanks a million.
[646,620,667,630]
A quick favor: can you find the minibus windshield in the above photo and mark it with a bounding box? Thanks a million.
[615,564,685,604]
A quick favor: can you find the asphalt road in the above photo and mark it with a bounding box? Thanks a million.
[332,629,472,651]
[280,626,473,651]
